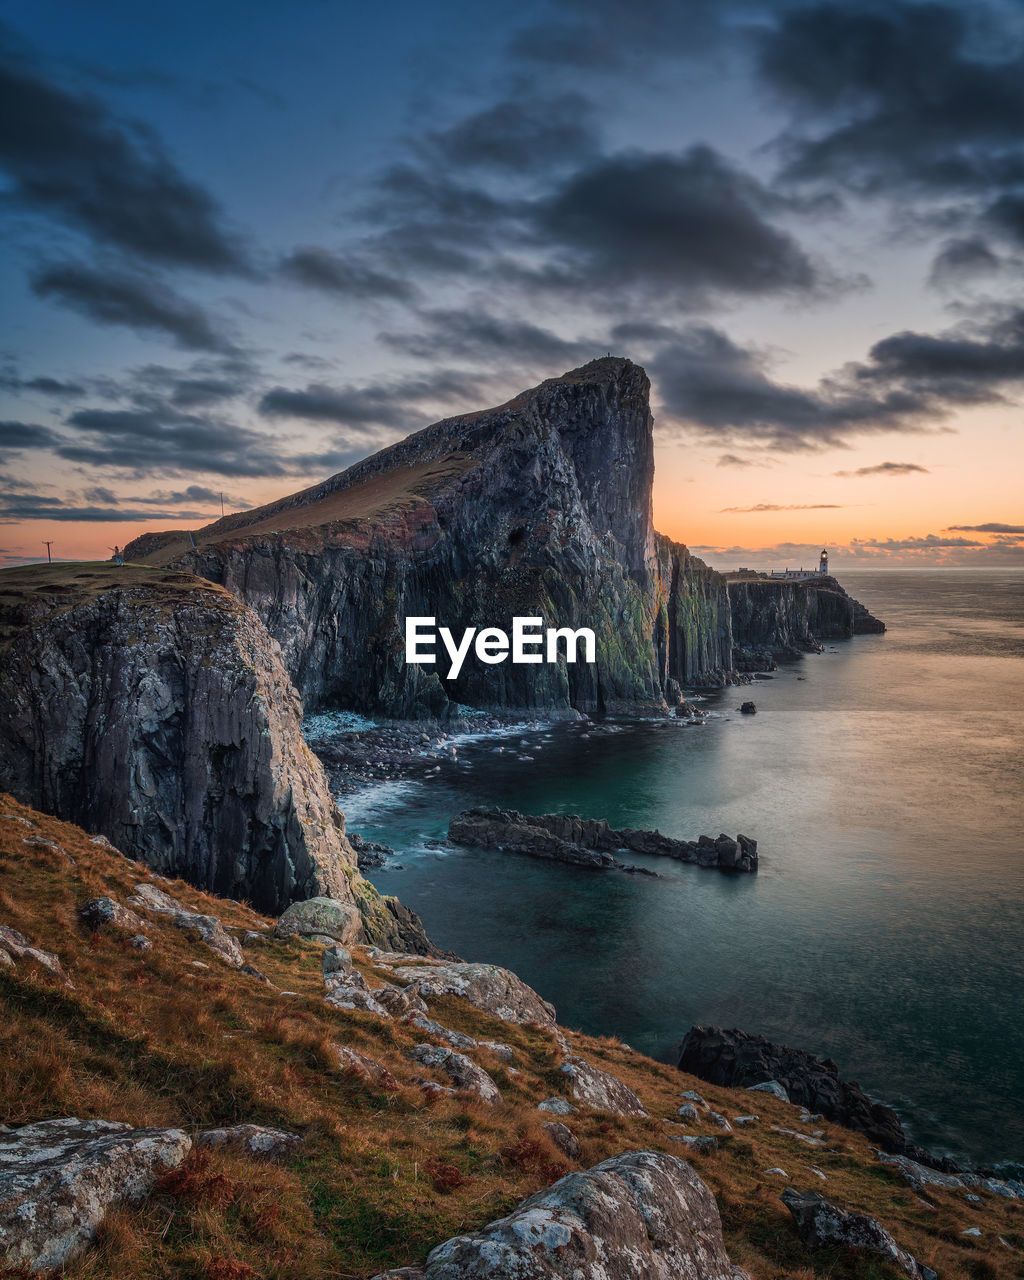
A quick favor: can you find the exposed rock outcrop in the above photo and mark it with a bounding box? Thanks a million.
[558,1056,648,1117]
[678,1025,946,1169]
[408,1044,502,1104]
[195,1125,302,1161]
[782,1188,936,1280]
[0,1118,191,1273]
[371,955,557,1026]
[369,1150,746,1280]
[0,567,355,916]
[449,807,758,872]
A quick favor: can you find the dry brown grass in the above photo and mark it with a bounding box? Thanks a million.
[1,794,1021,1280]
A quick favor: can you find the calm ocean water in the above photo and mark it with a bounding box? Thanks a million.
[339,568,1024,1170]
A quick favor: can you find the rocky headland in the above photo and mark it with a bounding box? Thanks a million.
[124,358,878,721]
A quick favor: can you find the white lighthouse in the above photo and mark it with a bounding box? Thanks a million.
[819,548,829,577]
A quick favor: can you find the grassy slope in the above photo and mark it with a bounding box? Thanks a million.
[1,796,1020,1280]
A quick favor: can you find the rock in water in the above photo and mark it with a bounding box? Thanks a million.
[0,1117,191,1272]
[370,1150,746,1280]
[449,807,757,873]
[782,1188,936,1280]
[678,1025,944,1167]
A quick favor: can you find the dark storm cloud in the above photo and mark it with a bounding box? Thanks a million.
[861,310,1024,389]
[0,373,86,397]
[834,461,929,477]
[947,522,1024,534]
[60,404,367,479]
[531,147,817,297]
[364,143,823,307]
[720,502,844,512]
[128,364,248,407]
[258,370,482,429]
[0,494,212,522]
[643,324,934,450]
[380,309,595,367]
[0,420,61,453]
[929,237,1002,287]
[758,2,1024,214]
[421,94,599,172]
[31,263,237,354]
[0,50,250,271]
[279,247,418,302]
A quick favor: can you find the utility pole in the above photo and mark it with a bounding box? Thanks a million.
[42,541,53,564]
[220,491,225,518]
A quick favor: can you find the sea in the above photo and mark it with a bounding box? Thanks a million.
[315,568,1024,1172]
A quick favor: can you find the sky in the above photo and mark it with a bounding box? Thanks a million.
[1,0,1023,570]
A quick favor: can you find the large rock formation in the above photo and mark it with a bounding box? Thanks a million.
[449,807,758,872]
[677,1025,947,1170]
[0,1118,192,1273]
[125,360,736,717]
[728,575,885,669]
[0,566,355,916]
[370,1150,747,1280]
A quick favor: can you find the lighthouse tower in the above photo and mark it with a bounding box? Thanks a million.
[819,548,829,577]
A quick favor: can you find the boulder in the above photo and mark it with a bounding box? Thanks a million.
[323,980,390,1017]
[782,1188,936,1280]
[0,925,73,987]
[375,984,428,1017]
[196,1125,302,1161]
[334,1045,400,1091]
[402,1012,477,1050]
[542,1122,581,1160]
[370,1150,745,1280]
[409,1045,501,1104]
[321,945,352,974]
[274,896,361,946]
[126,885,244,968]
[78,897,146,933]
[0,1118,191,1272]
[740,702,757,714]
[537,1097,576,1116]
[559,1057,648,1116]
[877,1151,964,1192]
[378,958,556,1026]
[747,1080,789,1102]
[668,1135,719,1154]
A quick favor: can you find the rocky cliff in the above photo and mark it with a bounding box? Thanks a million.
[728,576,885,670]
[0,564,355,915]
[0,562,434,948]
[126,359,734,717]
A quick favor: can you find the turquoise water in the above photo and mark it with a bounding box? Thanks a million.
[345,569,1024,1170]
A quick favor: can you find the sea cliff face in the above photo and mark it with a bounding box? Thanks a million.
[728,576,885,670]
[0,567,356,916]
[131,359,734,717]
